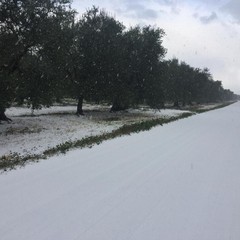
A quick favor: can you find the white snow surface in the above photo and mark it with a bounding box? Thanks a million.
[1,102,240,240]
[1,105,187,157]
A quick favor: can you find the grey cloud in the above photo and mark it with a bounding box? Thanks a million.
[136,8,159,19]
[199,12,218,24]
[118,2,159,20]
[193,12,199,19]
[125,2,143,11]
[122,0,175,5]
[159,0,175,5]
[115,0,179,20]
[155,0,181,14]
[221,0,240,23]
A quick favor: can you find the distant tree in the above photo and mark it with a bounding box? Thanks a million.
[164,58,182,107]
[178,62,196,106]
[164,60,226,106]
[222,89,239,101]
[109,25,166,111]
[109,26,142,111]
[138,26,166,108]
[195,68,223,103]
[144,61,166,109]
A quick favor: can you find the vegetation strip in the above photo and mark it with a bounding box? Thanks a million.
[0,101,235,172]
[191,101,235,113]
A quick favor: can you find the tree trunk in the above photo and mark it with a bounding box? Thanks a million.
[0,108,12,123]
[76,96,84,115]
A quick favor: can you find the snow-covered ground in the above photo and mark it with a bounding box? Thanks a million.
[0,102,240,240]
[0,105,188,157]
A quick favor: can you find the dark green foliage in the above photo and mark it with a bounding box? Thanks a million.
[163,59,238,107]
[109,25,166,111]
[16,54,55,109]
[0,0,74,116]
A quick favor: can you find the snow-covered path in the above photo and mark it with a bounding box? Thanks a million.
[1,102,240,240]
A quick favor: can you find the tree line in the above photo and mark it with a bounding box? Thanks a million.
[0,0,238,121]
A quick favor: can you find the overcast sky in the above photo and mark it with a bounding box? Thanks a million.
[72,0,240,94]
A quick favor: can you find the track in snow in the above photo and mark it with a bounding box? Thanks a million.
[1,102,240,240]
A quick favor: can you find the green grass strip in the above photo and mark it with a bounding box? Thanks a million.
[192,101,236,113]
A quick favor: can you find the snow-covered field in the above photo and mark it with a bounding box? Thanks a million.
[0,102,240,240]
[0,104,188,157]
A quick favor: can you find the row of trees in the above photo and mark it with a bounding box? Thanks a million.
[0,1,238,121]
